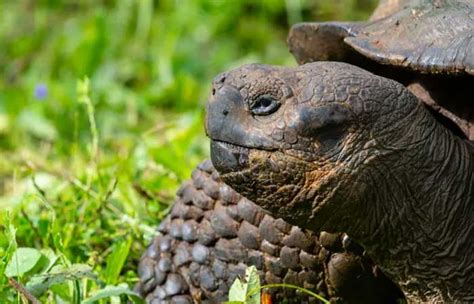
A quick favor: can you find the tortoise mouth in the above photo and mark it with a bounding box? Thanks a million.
[210,140,250,174]
[210,139,281,175]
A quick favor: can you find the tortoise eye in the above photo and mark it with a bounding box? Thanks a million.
[251,95,280,116]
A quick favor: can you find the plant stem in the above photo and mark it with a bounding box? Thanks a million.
[8,277,40,304]
[247,283,330,304]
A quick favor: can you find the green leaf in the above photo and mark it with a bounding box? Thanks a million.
[104,237,132,285]
[5,247,43,277]
[17,110,57,141]
[245,266,261,304]
[228,266,261,304]
[82,285,144,304]
[49,282,72,302]
[0,212,17,288]
[26,263,97,297]
[228,278,247,302]
[52,231,65,254]
[40,248,58,273]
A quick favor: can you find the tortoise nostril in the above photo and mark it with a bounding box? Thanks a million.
[223,109,229,116]
[212,73,227,92]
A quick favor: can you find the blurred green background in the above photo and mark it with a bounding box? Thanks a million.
[0,0,376,302]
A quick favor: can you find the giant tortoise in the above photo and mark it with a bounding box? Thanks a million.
[138,0,473,303]
[206,0,473,303]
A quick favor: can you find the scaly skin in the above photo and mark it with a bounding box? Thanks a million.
[206,61,474,302]
[136,160,403,303]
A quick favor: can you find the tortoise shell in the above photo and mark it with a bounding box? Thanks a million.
[288,0,474,140]
[347,0,474,75]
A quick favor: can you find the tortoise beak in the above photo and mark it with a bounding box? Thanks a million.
[210,140,249,174]
[206,82,250,174]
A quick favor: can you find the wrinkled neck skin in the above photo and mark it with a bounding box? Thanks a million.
[338,104,474,303]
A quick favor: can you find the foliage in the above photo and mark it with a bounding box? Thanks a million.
[227,266,330,304]
[0,0,376,302]
[227,266,261,304]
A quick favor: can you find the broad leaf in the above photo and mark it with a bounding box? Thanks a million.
[245,266,261,304]
[5,247,43,277]
[228,278,247,302]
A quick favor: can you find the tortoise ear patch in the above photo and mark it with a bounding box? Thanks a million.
[294,103,353,137]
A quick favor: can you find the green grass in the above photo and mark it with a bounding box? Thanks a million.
[0,0,376,302]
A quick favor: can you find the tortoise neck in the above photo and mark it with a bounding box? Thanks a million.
[353,105,474,302]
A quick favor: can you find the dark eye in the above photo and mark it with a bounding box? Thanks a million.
[251,95,280,116]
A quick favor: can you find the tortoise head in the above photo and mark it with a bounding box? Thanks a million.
[206,61,421,231]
